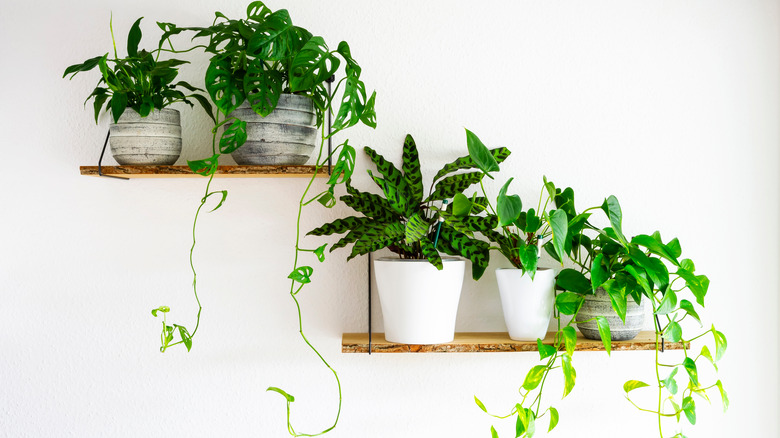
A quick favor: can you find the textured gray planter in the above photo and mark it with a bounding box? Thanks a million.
[576,287,646,341]
[229,94,318,165]
[109,108,182,165]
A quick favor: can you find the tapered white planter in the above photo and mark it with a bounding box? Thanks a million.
[576,287,646,341]
[230,94,318,165]
[109,108,182,165]
[496,268,556,341]
[374,258,465,344]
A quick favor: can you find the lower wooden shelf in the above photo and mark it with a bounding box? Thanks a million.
[341,331,687,353]
[80,165,326,178]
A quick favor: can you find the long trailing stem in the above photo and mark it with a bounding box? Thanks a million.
[275,122,341,437]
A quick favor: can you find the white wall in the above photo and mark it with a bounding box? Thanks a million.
[1,1,778,437]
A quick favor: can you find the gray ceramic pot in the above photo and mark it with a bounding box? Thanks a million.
[576,287,645,341]
[109,108,182,165]
[229,94,318,165]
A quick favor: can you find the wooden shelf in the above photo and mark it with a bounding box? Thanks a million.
[342,331,687,353]
[80,165,326,178]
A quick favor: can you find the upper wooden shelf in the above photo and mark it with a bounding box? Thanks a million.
[342,331,686,353]
[80,165,326,178]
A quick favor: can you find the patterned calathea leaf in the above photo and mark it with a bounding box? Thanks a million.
[438,226,490,280]
[432,147,511,182]
[347,222,405,260]
[426,172,484,203]
[405,212,430,244]
[369,171,410,216]
[341,182,398,222]
[420,238,443,270]
[401,134,424,207]
[364,146,412,214]
[307,216,371,236]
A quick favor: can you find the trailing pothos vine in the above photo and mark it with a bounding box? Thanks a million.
[151,3,376,436]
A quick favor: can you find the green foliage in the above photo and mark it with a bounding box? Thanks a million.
[63,16,212,123]
[309,132,500,280]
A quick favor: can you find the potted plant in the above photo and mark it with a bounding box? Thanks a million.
[309,132,509,344]
[157,1,375,165]
[63,16,212,165]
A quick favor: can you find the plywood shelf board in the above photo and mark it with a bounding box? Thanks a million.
[80,165,326,178]
[341,331,687,353]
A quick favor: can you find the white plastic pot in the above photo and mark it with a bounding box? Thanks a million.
[374,258,465,344]
[496,268,556,341]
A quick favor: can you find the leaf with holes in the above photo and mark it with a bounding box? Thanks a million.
[332,74,367,132]
[188,154,219,176]
[290,36,340,92]
[151,306,170,317]
[313,244,327,262]
[219,120,247,154]
[246,9,294,60]
[206,56,245,115]
[360,90,377,128]
[288,266,313,284]
[327,141,356,185]
[244,60,282,117]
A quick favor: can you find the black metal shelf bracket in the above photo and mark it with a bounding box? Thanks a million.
[326,75,335,176]
[654,314,665,353]
[97,130,129,181]
[367,252,372,355]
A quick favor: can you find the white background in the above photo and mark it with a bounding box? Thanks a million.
[1,1,778,437]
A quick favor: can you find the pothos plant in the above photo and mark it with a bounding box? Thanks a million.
[308,131,511,279]
[554,196,728,438]
[151,2,376,436]
[63,16,212,124]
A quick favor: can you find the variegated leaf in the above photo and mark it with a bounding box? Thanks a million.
[426,172,484,202]
[369,171,409,216]
[401,134,424,206]
[405,212,429,244]
[420,238,443,269]
[432,147,511,182]
[307,216,370,236]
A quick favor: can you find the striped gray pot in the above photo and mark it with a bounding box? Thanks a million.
[576,287,645,341]
[230,94,318,165]
[109,108,182,165]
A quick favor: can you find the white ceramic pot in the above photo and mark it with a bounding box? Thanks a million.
[229,94,318,165]
[496,268,556,341]
[109,108,182,165]
[374,258,465,344]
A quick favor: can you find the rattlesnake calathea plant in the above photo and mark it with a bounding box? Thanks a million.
[308,131,510,279]
[151,2,376,436]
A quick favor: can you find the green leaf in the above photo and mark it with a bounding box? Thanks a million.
[562,326,577,357]
[676,267,709,306]
[188,93,216,123]
[537,340,556,359]
[369,171,409,216]
[548,407,559,432]
[663,368,679,395]
[313,244,327,262]
[664,321,682,343]
[433,147,511,182]
[290,36,340,92]
[110,92,127,123]
[127,17,143,57]
[623,380,650,393]
[518,244,538,278]
[364,146,410,213]
[308,216,370,237]
[244,61,283,117]
[713,328,727,361]
[679,299,702,326]
[549,209,568,261]
[524,208,541,233]
[556,292,584,316]
[561,354,576,398]
[624,265,651,297]
[206,56,245,115]
[556,269,590,294]
[522,365,547,391]
[332,74,368,132]
[405,212,429,244]
[426,172,484,203]
[420,238,443,270]
[337,40,362,77]
[496,178,522,227]
[682,396,696,425]
[601,195,628,246]
[188,154,220,176]
[267,386,295,403]
[288,266,313,284]
[590,254,608,292]
[603,280,628,324]
[715,380,729,412]
[491,425,499,438]
[655,289,678,315]
[360,90,377,128]
[683,357,699,387]
[595,316,612,355]
[340,185,397,222]
[437,226,489,279]
[452,193,472,217]
[246,9,294,60]
[63,55,105,78]
[175,324,192,351]
[327,142,356,185]
[670,399,682,422]
[401,134,424,206]
[465,128,500,177]
[474,395,488,413]
[151,306,170,317]
[219,120,248,154]
[246,1,272,20]
[631,234,680,266]
[205,190,228,212]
